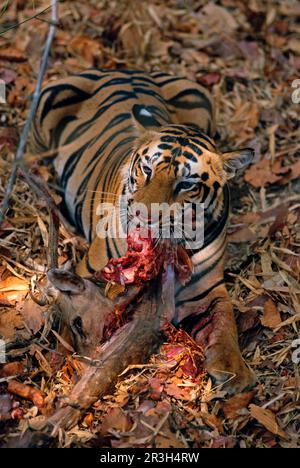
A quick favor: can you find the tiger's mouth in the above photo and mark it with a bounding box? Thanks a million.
[123,202,203,250]
[122,182,222,251]
[99,227,193,286]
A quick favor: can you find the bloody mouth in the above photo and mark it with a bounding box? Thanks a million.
[97,228,193,287]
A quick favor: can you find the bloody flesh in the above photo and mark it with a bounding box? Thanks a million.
[96,228,193,342]
[99,229,164,285]
[98,228,193,286]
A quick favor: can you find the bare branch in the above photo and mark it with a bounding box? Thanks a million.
[0,5,55,36]
[0,1,12,21]
[0,0,58,224]
[20,163,60,270]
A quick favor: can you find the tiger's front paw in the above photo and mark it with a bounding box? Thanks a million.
[204,342,257,396]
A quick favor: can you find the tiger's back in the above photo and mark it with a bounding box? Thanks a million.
[33,69,214,255]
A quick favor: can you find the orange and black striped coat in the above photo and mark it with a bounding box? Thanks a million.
[32,69,256,394]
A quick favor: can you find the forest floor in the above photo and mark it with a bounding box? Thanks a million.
[0,0,299,448]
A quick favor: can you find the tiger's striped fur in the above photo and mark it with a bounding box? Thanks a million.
[32,69,256,394]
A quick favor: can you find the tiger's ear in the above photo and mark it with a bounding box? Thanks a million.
[132,104,161,134]
[222,148,255,179]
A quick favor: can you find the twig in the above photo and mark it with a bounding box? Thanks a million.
[20,164,60,269]
[0,5,56,36]
[0,1,12,21]
[0,0,58,223]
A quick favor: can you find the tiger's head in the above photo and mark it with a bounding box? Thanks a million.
[123,110,254,243]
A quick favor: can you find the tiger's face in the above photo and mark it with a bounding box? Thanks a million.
[125,125,254,232]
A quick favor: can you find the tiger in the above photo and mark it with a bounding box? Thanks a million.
[31,69,256,394]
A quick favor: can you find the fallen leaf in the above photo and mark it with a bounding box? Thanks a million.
[223,391,255,420]
[0,276,28,292]
[119,23,142,57]
[238,310,259,333]
[0,47,27,62]
[202,412,224,432]
[228,226,257,243]
[164,382,195,401]
[0,277,28,305]
[287,39,300,55]
[149,377,164,400]
[68,35,102,66]
[0,294,12,306]
[100,407,132,436]
[183,49,209,66]
[0,127,19,151]
[261,299,282,329]
[230,102,260,141]
[155,424,185,448]
[285,159,300,183]
[0,362,25,378]
[279,3,300,16]
[268,207,288,237]
[17,298,45,334]
[244,158,282,188]
[231,212,261,225]
[211,436,236,448]
[198,3,238,33]
[0,308,26,339]
[238,41,260,61]
[260,108,285,126]
[249,404,288,440]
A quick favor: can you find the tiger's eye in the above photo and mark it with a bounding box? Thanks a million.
[175,181,195,194]
[142,165,152,177]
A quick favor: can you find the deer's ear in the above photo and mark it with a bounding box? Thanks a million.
[132,104,161,133]
[48,269,86,295]
[222,148,255,179]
